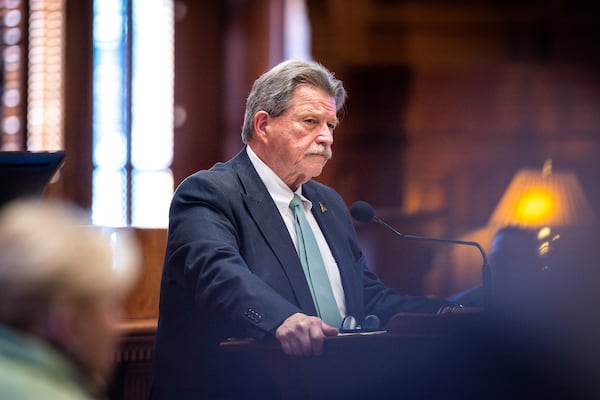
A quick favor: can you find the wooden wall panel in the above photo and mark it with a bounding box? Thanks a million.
[307,0,600,295]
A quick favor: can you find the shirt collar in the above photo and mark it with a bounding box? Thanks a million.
[246,145,312,212]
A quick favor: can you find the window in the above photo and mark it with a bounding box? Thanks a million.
[28,0,64,151]
[92,0,174,227]
[284,0,311,61]
[1,0,28,150]
[1,0,64,151]
[2,0,173,227]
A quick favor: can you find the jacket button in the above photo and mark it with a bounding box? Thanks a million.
[244,308,262,322]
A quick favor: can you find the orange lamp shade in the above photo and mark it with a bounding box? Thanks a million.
[488,168,596,228]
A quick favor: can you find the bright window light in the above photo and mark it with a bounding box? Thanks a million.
[92,0,174,227]
[284,0,311,61]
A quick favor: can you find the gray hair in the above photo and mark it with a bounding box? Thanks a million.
[241,59,347,143]
[0,200,140,330]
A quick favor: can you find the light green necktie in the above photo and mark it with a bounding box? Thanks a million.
[289,194,342,328]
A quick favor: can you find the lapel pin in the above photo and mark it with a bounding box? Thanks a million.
[319,202,328,213]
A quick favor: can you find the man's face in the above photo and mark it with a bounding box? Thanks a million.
[261,85,338,191]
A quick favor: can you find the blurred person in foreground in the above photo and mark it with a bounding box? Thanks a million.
[151,59,461,399]
[0,200,140,399]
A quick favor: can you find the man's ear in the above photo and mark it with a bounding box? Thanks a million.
[253,111,270,141]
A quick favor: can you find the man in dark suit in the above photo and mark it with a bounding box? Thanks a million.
[151,60,457,399]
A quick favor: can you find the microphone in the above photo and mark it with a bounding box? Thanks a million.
[350,201,492,310]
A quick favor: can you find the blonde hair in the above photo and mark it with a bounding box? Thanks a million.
[0,200,140,329]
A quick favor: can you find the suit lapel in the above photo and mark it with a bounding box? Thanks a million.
[230,150,317,315]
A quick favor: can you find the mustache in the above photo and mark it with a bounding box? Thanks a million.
[305,144,332,160]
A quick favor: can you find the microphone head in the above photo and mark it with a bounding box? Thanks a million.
[350,201,375,223]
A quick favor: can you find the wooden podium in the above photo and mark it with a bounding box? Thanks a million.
[220,311,592,400]
[220,313,486,400]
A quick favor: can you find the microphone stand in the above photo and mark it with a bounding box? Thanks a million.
[372,216,492,311]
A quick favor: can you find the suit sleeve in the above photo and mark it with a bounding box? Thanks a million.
[164,172,301,339]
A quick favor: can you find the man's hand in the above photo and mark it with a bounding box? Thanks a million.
[275,312,339,357]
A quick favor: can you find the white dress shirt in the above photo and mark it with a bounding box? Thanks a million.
[246,146,347,319]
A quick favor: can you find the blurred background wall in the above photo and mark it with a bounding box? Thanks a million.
[2,0,599,298]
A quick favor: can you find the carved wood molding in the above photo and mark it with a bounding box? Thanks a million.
[115,318,157,363]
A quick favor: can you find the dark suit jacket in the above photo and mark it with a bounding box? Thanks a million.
[150,148,448,399]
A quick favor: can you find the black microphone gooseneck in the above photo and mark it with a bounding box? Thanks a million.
[350,201,492,310]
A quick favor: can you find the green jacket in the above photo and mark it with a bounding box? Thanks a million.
[0,325,99,400]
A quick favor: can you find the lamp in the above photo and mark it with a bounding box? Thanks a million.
[488,160,596,229]
[443,161,596,297]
